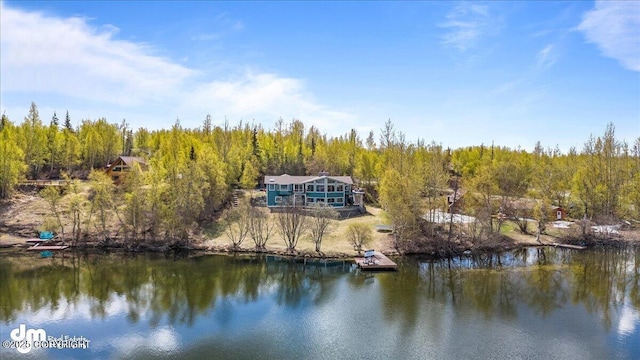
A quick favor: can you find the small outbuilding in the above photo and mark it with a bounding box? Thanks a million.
[551,206,567,221]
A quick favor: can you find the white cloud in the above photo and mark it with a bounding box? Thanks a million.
[577,1,640,72]
[89,326,180,357]
[180,71,357,132]
[617,304,639,336]
[0,5,356,133]
[439,3,496,51]
[0,6,194,106]
[536,44,558,71]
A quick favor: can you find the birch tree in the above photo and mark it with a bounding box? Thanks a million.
[308,204,339,253]
[276,206,309,253]
[248,206,275,251]
[0,116,26,198]
[346,223,372,255]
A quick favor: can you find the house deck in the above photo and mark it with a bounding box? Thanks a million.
[355,251,397,271]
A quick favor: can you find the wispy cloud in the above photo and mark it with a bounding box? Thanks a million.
[577,0,640,72]
[0,5,355,132]
[536,44,558,71]
[194,12,245,42]
[439,2,497,51]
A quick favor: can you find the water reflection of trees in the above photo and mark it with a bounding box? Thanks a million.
[375,247,638,332]
[1,248,637,331]
[0,252,348,326]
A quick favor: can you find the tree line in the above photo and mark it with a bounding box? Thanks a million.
[1,102,638,247]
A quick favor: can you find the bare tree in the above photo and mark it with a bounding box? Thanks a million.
[346,223,372,255]
[276,206,308,253]
[533,200,550,244]
[308,204,339,254]
[248,206,275,251]
[225,203,250,250]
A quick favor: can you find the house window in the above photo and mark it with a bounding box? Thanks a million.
[306,184,314,192]
[294,184,304,192]
[275,196,283,204]
[336,185,344,192]
[327,185,335,192]
[268,184,275,191]
[279,184,289,191]
[327,198,335,204]
[317,198,325,203]
[336,197,343,204]
[307,198,315,204]
[316,185,325,192]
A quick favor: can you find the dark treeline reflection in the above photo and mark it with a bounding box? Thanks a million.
[0,251,350,326]
[1,248,638,330]
[377,247,639,331]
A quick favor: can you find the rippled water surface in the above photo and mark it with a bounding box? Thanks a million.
[1,247,638,359]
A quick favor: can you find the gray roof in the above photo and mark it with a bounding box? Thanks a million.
[264,175,353,185]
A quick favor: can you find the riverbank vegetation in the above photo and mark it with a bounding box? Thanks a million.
[1,102,639,255]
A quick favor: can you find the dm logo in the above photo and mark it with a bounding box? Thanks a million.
[10,324,46,354]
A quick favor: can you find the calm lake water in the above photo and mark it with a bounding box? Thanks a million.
[1,247,638,359]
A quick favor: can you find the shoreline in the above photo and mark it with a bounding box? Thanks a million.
[2,232,638,261]
[3,191,639,260]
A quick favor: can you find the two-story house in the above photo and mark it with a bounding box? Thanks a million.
[264,174,362,208]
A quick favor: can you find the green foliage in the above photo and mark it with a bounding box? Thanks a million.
[19,102,48,177]
[41,185,65,239]
[88,170,116,241]
[6,103,639,245]
[378,168,422,248]
[0,117,26,198]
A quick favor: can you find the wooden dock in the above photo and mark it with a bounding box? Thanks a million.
[550,243,587,250]
[27,245,69,251]
[355,251,397,271]
[26,238,48,244]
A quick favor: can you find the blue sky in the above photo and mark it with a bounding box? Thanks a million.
[1,1,638,151]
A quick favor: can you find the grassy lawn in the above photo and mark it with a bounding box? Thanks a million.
[205,205,395,256]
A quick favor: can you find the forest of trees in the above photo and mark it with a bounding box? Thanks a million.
[1,102,639,247]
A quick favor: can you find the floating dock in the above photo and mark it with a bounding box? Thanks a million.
[355,251,397,271]
[550,243,587,250]
[26,239,48,244]
[27,245,69,251]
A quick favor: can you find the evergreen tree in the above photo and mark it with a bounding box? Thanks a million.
[64,111,73,132]
[51,111,59,127]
